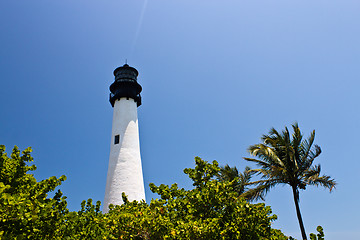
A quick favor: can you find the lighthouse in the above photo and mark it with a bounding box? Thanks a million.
[104,64,145,211]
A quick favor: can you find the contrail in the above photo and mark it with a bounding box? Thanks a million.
[130,0,149,58]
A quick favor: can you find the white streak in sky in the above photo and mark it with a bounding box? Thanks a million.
[130,0,149,58]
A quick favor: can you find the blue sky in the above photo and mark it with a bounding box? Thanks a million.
[1,0,359,239]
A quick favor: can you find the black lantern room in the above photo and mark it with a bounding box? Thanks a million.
[109,64,142,107]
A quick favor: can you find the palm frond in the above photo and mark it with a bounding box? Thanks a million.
[299,130,320,172]
[246,145,284,167]
[218,164,239,182]
[307,175,336,192]
[300,130,315,160]
[247,178,285,186]
[304,145,321,167]
[242,180,280,201]
[303,164,321,179]
[218,165,256,195]
[247,168,289,184]
[304,164,336,192]
[247,168,272,177]
[291,123,302,147]
[241,166,253,184]
[244,157,273,170]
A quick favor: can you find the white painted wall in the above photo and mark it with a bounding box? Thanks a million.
[103,97,145,212]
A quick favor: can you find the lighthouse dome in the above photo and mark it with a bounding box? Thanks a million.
[109,64,142,107]
[113,64,139,83]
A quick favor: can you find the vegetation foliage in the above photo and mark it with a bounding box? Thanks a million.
[243,123,335,240]
[0,145,291,240]
[0,145,67,239]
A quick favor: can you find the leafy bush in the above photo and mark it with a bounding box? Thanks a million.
[0,146,290,239]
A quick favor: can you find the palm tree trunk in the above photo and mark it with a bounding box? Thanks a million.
[292,186,307,240]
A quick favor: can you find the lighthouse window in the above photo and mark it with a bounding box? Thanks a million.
[114,135,120,144]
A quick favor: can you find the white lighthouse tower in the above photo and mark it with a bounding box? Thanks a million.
[104,64,145,211]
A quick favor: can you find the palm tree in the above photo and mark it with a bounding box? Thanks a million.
[244,123,336,240]
[217,165,253,200]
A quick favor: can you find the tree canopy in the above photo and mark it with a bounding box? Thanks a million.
[244,123,336,239]
[0,145,67,239]
[0,145,289,239]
